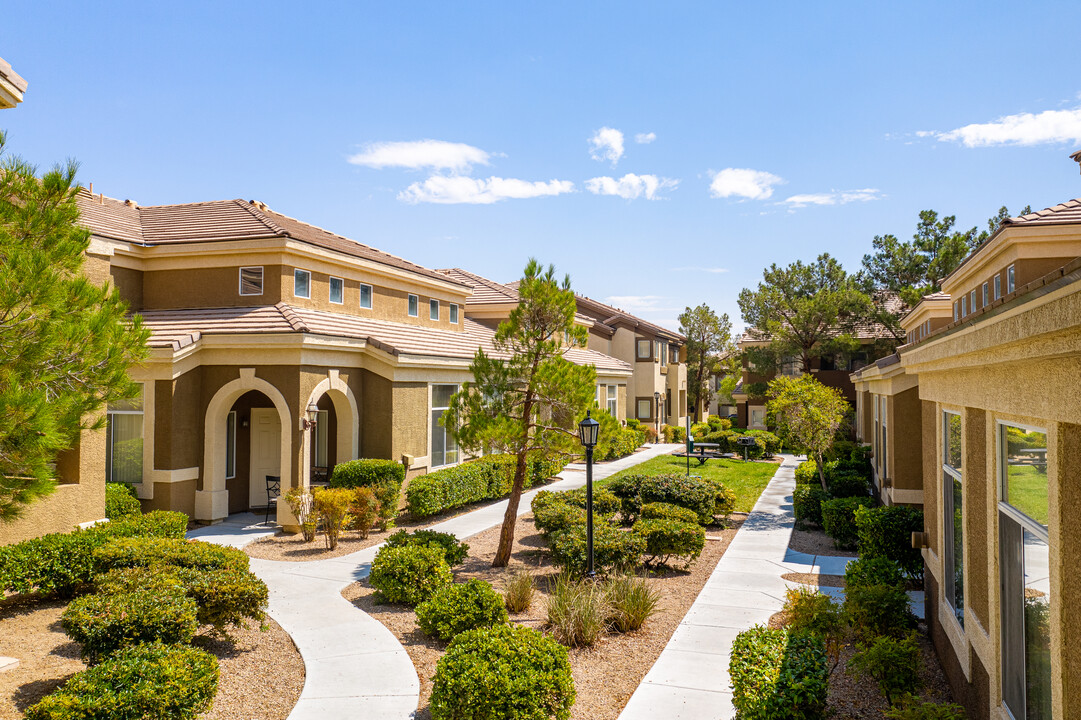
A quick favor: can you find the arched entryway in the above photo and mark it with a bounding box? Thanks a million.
[302,370,360,487]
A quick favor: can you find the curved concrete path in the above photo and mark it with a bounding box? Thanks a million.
[189,444,681,720]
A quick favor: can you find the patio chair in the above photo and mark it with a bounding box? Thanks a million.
[264,475,281,524]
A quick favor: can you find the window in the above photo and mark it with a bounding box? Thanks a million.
[780,356,801,377]
[225,411,236,479]
[669,345,679,364]
[636,339,651,360]
[970,289,977,312]
[637,399,651,420]
[449,303,459,324]
[360,283,373,309]
[750,407,766,429]
[430,299,440,320]
[311,410,329,467]
[408,294,419,317]
[1007,264,1016,293]
[982,282,989,307]
[665,393,672,420]
[329,277,344,304]
[659,340,668,367]
[606,385,617,416]
[961,296,967,317]
[954,302,959,321]
[239,266,264,296]
[431,385,459,467]
[994,275,1002,300]
[880,396,888,481]
[294,269,311,299]
[106,386,143,484]
[942,411,964,627]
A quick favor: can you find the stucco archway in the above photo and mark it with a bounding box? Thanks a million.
[301,369,360,487]
[197,368,292,522]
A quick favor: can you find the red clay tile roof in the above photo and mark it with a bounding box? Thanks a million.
[1003,198,1081,227]
[437,268,520,304]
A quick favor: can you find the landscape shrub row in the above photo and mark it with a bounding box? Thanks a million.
[329,458,405,529]
[729,626,829,719]
[607,473,718,524]
[104,483,140,519]
[406,453,566,518]
[415,578,508,641]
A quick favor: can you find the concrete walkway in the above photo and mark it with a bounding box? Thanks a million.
[189,444,680,720]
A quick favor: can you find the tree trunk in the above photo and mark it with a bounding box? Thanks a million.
[816,451,828,492]
[493,449,530,567]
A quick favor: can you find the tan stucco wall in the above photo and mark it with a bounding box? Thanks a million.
[921,399,939,556]
[1057,422,1081,720]
[110,265,144,311]
[890,386,924,493]
[963,408,990,630]
[143,265,286,309]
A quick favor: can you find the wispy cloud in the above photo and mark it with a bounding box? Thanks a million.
[603,295,681,330]
[398,176,574,204]
[589,127,625,165]
[634,132,657,144]
[586,174,678,200]
[348,140,489,172]
[709,168,784,200]
[671,266,729,273]
[782,188,883,208]
[925,106,1081,147]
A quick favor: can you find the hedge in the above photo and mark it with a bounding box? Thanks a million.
[93,537,249,574]
[62,588,198,663]
[844,556,905,592]
[105,484,140,519]
[794,459,818,486]
[384,529,469,566]
[548,522,646,575]
[632,519,705,566]
[25,642,219,720]
[827,471,870,499]
[608,473,716,524]
[821,496,875,549]
[329,459,405,528]
[407,453,567,518]
[640,502,699,525]
[793,486,830,528]
[369,544,452,606]
[729,626,829,720]
[415,579,508,641]
[597,427,645,461]
[559,487,621,517]
[854,505,925,579]
[94,511,189,541]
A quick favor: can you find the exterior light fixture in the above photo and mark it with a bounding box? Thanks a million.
[302,400,320,430]
[577,410,600,577]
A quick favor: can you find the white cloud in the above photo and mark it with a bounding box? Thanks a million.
[398,175,575,204]
[585,174,678,200]
[782,188,883,208]
[930,107,1081,147]
[634,132,657,144]
[709,168,784,200]
[671,266,729,273]
[603,295,681,330]
[589,127,625,164]
[348,140,490,172]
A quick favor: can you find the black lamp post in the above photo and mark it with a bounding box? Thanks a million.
[653,390,661,440]
[577,410,600,577]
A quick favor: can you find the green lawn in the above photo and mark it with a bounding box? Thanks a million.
[1005,464,1049,526]
[599,454,781,513]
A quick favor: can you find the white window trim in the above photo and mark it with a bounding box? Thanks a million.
[329,276,344,305]
[449,303,459,324]
[430,299,440,321]
[408,294,419,317]
[239,266,264,296]
[430,383,460,468]
[294,269,311,299]
[359,283,373,309]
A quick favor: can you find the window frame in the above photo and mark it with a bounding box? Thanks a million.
[430,384,459,468]
[982,282,989,307]
[239,266,264,296]
[659,340,668,367]
[329,276,344,305]
[1007,264,1016,293]
[636,339,652,361]
[636,398,652,420]
[293,269,312,299]
[359,283,373,309]
[996,420,1050,538]
[994,275,1002,300]
[408,294,419,317]
[970,289,977,313]
[606,385,617,416]
[430,299,440,321]
[449,303,459,324]
[961,296,967,317]
[942,410,965,628]
[106,384,144,485]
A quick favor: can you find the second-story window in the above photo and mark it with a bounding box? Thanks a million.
[294,269,311,299]
[449,303,459,324]
[994,275,1002,300]
[970,289,977,313]
[430,299,439,320]
[982,282,989,307]
[961,296,967,317]
[408,294,419,317]
[329,277,344,304]
[636,339,651,360]
[360,283,373,309]
[239,266,263,296]
[659,340,668,367]
[1007,264,1016,293]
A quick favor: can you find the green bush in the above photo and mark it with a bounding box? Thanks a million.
[416,579,508,641]
[407,461,490,518]
[729,626,829,720]
[369,544,452,606]
[604,574,660,632]
[793,486,830,528]
[61,589,198,663]
[430,624,575,720]
[95,510,189,540]
[313,486,353,550]
[781,587,843,641]
[662,425,687,444]
[826,470,869,498]
[826,440,860,462]
[608,473,716,524]
[0,530,101,598]
[533,502,587,536]
[548,522,645,575]
[794,459,818,486]
[844,583,916,639]
[598,427,644,460]
[632,519,705,567]
[93,537,249,573]
[855,505,925,579]
[384,529,469,566]
[329,458,405,528]
[562,487,621,517]
[849,632,922,706]
[546,572,610,647]
[707,480,737,520]
[25,641,219,720]
[821,496,875,549]
[690,422,710,439]
[745,429,781,456]
[884,696,967,720]
[640,502,699,525]
[845,556,904,591]
[105,484,140,519]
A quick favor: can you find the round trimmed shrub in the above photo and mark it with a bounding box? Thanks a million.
[845,556,904,590]
[25,641,219,720]
[608,473,716,524]
[708,481,737,520]
[384,529,469,566]
[854,505,925,579]
[95,510,189,540]
[430,624,575,720]
[62,589,198,663]
[93,537,249,573]
[105,483,140,519]
[416,579,508,641]
[794,459,818,486]
[533,502,587,536]
[640,502,699,525]
[548,523,645,575]
[369,544,451,605]
[632,519,705,566]
[793,485,830,528]
[843,583,917,639]
[821,496,875,549]
[562,487,621,517]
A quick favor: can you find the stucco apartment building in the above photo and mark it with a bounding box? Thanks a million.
[852,186,1081,720]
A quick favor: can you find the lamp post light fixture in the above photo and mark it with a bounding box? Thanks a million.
[301,400,320,430]
[577,410,600,577]
[653,390,661,440]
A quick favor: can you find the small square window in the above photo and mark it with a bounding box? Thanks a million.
[359,283,373,309]
[294,269,311,299]
[408,294,419,317]
[637,399,652,419]
[982,282,989,307]
[430,299,439,320]
[636,339,651,360]
[239,266,263,296]
[994,275,1001,300]
[329,277,344,304]
[449,303,459,324]
[1007,264,1015,293]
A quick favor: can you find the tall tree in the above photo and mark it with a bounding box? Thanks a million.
[0,131,149,521]
[678,304,733,422]
[737,253,872,374]
[766,375,849,491]
[445,259,597,567]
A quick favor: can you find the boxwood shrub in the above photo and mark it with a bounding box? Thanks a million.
[407,454,566,518]
[632,519,705,567]
[607,473,716,524]
[369,544,452,605]
[826,470,870,499]
[794,459,818,486]
[548,523,645,575]
[104,483,140,519]
[844,556,904,591]
[533,502,586,536]
[429,624,575,720]
[94,510,189,540]
[93,537,249,573]
[61,588,199,663]
[729,626,829,720]
[793,486,830,528]
[854,505,925,579]
[640,502,699,525]
[416,579,508,641]
[745,429,782,457]
[843,583,917,639]
[384,529,469,566]
[821,496,875,549]
[329,458,405,528]
[25,641,219,720]
[561,487,621,517]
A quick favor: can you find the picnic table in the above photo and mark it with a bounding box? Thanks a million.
[673,442,728,466]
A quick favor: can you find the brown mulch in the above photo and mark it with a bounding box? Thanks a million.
[0,596,303,720]
[782,572,846,588]
[789,526,859,558]
[342,513,745,720]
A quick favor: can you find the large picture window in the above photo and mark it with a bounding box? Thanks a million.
[106,386,144,485]
[942,411,964,627]
[431,384,459,467]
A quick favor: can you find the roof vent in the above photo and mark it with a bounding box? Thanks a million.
[249,199,268,212]
[124,199,137,208]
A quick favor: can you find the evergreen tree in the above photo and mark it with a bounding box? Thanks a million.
[678,304,734,422]
[0,131,149,521]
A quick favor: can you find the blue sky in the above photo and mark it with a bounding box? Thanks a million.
[5,1,1081,331]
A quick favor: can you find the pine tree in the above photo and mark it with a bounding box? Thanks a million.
[0,131,149,521]
[678,304,734,422]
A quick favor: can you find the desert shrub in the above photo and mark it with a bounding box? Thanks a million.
[350,486,380,538]
[0,530,101,598]
[105,483,140,519]
[546,573,610,647]
[561,487,621,517]
[855,505,925,579]
[283,486,317,542]
[330,458,404,529]
[690,422,710,439]
[548,523,645,575]
[604,574,660,632]
[533,502,587,536]
[640,502,699,524]
[827,471,869,499]
[662,425,687,444]
[61,589,198,662]
[608,473,716,524]
[845,556,904,591]
[794,459,818,486]
[641,425,657,443]
[844,583,917,639]
[729,626,829,720]
[884,696,967,720]
[782,587,844,641]
[793,486,830,528]
[312,487,352,550]
[416,579,508,641]
[384,529,469,566]
[369,544,451,606]
[24,641,219,720]
[93,537,248,573]
[430,624,575,720]
[95,510,188,540]
[632,519,705,567]
[504,568,535,613]
[821,496,875,549]
[849,632,922,706]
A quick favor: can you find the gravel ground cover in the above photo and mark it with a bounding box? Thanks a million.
[789,525,859,557]
[343,511,747,720]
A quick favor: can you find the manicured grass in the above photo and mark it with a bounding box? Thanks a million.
[599,454,781,513]
[1005,464,1049,526]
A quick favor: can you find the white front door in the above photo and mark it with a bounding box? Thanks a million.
[250,408,282,509]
